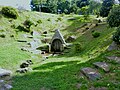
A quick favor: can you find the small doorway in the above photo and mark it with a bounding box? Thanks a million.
[51,39,63,52]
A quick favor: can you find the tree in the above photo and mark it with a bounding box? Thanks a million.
[113,26,120,44]
[107,5,120,27]
[100,0,114,17]
[76,0,89,8]
[107,5,120,44]
[88,0,101,15]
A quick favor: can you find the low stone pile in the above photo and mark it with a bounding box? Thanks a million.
[0,69,12,90]
[16,60,33,73]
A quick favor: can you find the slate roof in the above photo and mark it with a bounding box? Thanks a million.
[50,29,66,44]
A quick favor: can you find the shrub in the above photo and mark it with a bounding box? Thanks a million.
[60,13,65,17]
[47,18,51,21]
[24,19,34,29]
[37,19,42,24]
[74,42,82,53]
[107,5,120,27]
[17,25,30,32]
[0,33,6,38]
[1,6,19,19]
[113,27,120,44]
[92,31,100,38]
[57,17,62,21]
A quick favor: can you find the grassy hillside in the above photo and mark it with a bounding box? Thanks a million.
[0,6,120,90]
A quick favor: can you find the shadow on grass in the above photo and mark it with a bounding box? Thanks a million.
[12,50,120,90]
[12,61,89,90]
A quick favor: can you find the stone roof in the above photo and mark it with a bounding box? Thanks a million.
[50,29,66,44]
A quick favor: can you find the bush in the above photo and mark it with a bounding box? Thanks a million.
[113,27,120,44]
[17,25,30,32]
[92,31,100,38]
[24,19,34,29]
[37,19,42,24]
[74,42,82,53]
[0,33,6,38]
[1,6,19,19]
[107,5,120,27]
[47,18,51,21]
[57,17,62,21]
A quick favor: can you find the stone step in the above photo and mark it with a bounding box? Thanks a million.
[106,56,120,64]
[81,67,101,81]
[93,62,110,72]
[0,69,12,80]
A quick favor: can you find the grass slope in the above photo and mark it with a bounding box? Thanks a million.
[0,7,119,90]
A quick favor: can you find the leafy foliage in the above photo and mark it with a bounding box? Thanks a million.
[30,0,90,14]
[107,5,120,27]
[92,31,100,38]
[100,0,114,17]
[113,26,120,44]
[74,42,83,53]
[1,6,19,19]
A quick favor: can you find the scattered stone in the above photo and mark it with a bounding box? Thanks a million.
[108,41,120,51]
[29,39,41,50]
[81,67,101,81]
[21,47,29,51]
[89,86,107,90]
[41,37,51,43]
[43,31,47,34]
[106,56,120,64]
[20,62,29,68]
[17,40,27,42]
[93,62,110,72]
[0,69,12,79]
[76,83,82,89]
[26,60,33,65]
[4,84,13,90]
[16,68,32,73]
[66,36,76,42]
[41,51,45,54]
[95,23,98,26]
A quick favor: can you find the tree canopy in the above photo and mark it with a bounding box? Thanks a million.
[107,5,120,27]
[30,0,90,14]
[100,0,114,17]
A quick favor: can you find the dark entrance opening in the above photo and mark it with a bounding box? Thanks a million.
[51,39,63,52]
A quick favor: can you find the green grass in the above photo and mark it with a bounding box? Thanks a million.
[0,37,31,71]
[0,6,120,90]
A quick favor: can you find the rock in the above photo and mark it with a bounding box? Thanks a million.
[0,69,12,79]
[26,60,33,65]
[106,56,120,64]
[108,41,120,51]
[41,37,51,43]
[33,31,40,39]
[66,36,76,42]
[29,39,41,50]
[41,51,45,54]
[16,68,32,73]
[76,83,82,89]
[4,84,13,90]
[89,87,107,90]
[93,62,110,72]
[81,67,101,81]
[20,62,29,68]
[17,40,27,42]
[43,31,47,34]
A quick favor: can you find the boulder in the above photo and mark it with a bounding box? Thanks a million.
[20,62,29,68]
[93,62,110,72]
[0,69,12,79]
[66,36,76,42]
[106,56,120,64]
[108,41,120,51]
[81,67,101,81]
